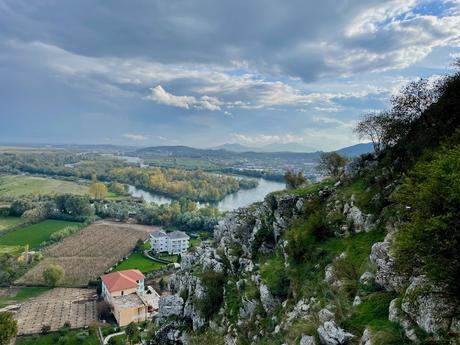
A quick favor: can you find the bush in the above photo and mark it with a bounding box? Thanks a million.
[194,271,225,320]
[43,264,65,286]
[393,143,460,292]
[285,212,330,263]
[260,255,289,299]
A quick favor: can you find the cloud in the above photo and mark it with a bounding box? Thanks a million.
[147,85,222,111]
[122,133,148,141]
[147,85,196,109]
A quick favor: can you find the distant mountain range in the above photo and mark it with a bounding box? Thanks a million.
[135,142,374,161]
[212,143,316,153]
[212,142,373,156]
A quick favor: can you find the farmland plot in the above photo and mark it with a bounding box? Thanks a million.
[16,221,156,286]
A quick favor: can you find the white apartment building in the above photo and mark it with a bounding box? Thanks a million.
[150,230,190,255]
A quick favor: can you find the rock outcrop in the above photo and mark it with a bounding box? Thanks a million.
[317,320,354,345]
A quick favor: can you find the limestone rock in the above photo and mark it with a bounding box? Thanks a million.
[401,275,459,335]
[300,335,317,345]
[388,298,418,342]
[158,295,184,318]
[353,296,362,307]
[318,308,335,323]
[359,328,372,345]
[359,272,375,286]
[317,321,354,345]
[370,232,407,291]
[259,283,279,314]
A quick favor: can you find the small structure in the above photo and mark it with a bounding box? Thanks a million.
[150,230,190,255]
[100,269,159,326]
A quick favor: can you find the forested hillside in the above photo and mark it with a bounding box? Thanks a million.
[151,63,460,344]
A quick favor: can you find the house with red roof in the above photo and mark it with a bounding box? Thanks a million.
[101,269,157,326]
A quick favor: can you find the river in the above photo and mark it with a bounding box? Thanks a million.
[127,178,285,212]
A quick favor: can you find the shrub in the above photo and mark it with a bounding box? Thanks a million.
[260,255,289,299]
[41,324,51,335]
[194,271,225,320]
[393,143,460,292]
[43,264,65,286]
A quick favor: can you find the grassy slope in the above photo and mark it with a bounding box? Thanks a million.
[0,219,80,249]
[0,175,89,196]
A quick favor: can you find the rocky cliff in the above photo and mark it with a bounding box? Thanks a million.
[153,167,460,345]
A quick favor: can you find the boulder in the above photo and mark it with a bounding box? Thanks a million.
[353,296,362,307]
[388,298,418,342]
[317,321,354,345]
[300,335,317,345]
[370,232,407,291]
[359,272,375,286]
[318,308,335,323]
[401,275,459,335]
[259,283,279,314]
[359,328,372,345]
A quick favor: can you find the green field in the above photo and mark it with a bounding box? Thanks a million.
[0,219,80,250]
[113,253,168,273]
[0,175,89,197]
[0,287,50,308]
[0,216,26,233]
[16,330,99,345]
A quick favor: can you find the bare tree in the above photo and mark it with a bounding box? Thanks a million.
[391,78,441,123]
[354,111,389,154]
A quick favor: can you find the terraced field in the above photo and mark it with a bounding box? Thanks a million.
[16,221,157,286]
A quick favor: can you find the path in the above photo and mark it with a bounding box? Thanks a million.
[103,331,125,345]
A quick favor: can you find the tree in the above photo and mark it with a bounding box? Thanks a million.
[354,111,391,153]
[89,182,107,199]
[109,182,126,196]
[159,278,166,291]
[125,322,140,345]
[0,312,18,345]
[284,170,306,189]
[316,152,347,178]
[43,264,64,286]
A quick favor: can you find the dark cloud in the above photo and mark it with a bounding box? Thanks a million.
[0,0,459,149]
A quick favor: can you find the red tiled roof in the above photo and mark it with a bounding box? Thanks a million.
[101,269,144,293]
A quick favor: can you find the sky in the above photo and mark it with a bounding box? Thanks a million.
[1,0,460,151]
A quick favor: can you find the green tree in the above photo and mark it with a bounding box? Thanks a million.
[316,152,347,178]
[125,322,140,345]
[43,264,65,286]
[110,182,126,196]
[0,312,18,345]
[284,170,306,189]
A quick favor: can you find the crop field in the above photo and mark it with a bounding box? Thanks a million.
[16,221,156,286]
[0,174,89,197]
[14,288,97,335]
[0,219,79,250]
[0,216,26,233]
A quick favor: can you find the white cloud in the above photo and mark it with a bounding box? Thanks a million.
[147,85,196,109]
[122,133,148,141]
[146,85,222,111]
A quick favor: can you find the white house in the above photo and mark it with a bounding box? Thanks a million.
[150,230,190,255]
